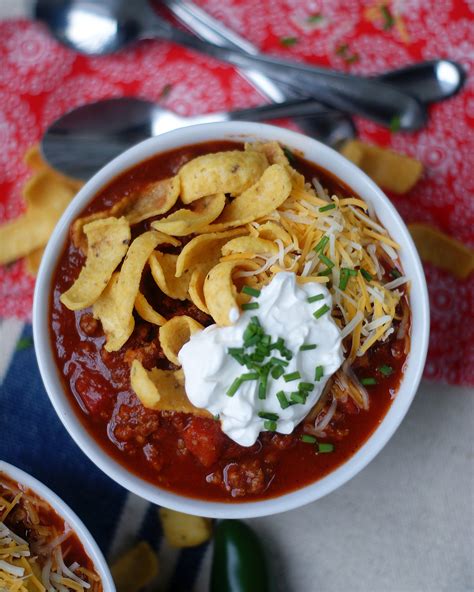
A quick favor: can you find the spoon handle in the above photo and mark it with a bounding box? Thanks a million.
[143,18,426,130]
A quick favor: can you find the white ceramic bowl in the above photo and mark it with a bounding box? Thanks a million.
[0,461,115,590]
[33,122,430,518]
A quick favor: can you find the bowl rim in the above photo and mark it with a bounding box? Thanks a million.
[33,121,430,518]
[0,460,115,590]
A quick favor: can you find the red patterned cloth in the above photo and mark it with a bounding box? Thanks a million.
[0,1,473,384]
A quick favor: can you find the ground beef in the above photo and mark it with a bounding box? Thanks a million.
[79,313,99,336]
[124,339,164,370]
[223,459,266,497]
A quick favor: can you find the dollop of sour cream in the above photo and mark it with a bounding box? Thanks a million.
[179,272,343,446]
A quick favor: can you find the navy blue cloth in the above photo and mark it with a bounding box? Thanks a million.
[0,323,214,592]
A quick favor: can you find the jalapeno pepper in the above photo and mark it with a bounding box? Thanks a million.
[210,519,270,592]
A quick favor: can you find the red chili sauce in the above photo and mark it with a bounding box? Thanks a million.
[0,472,100,585]
[50,141,409,501]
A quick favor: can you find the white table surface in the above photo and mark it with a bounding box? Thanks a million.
[1,3,473,590]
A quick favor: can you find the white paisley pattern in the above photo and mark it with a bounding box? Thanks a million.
[0,10,472,385]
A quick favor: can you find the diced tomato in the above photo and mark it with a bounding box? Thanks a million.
[183,417,225,467]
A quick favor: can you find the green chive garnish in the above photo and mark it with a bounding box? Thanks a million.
[300,343,317,351]
[389,115,401,132]
[228,347,244,355]
[242,302,259,311]
[241,372,259,381]
[227,378,242,397]
[271,366,285,379]
[269,357,289,366]
[313,304,330,318]
[319,253,334,269]
[307,294,324,303]
[242,285,261,298]
[276,391,290,409]
[258,411,279,421]
[298,382,314,392]
[360,377,377,386]
[381,5,395,30]
[319,203,336,212]
[264,419,278,431]
[301,434,317,444]
[390,267,402,279]
[283,146,296,164]
[339,268,349,291]
[318,268,332,277]
[360,268,373,282]
[314,235,329,253]
[307,13,323,23]
[280,36,298,46]
[318,442,334,453]
[290,391,306,404]
[284,371,301,382]
[379,365,393,376]
[315,365,324,381]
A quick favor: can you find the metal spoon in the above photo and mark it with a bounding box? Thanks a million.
[41,97,358,180]
[34,0,426,131]
[164,0,466,106]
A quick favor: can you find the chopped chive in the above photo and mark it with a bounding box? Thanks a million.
[276,391,290,409]
[360,268,373,282]
[242,302,259,311]
[264,419,278,431]
[244,334,260,347]
[262,335,271,346]
[269,357,289,367]
[242,285,261,298]
[307,13,323,23]
[271,365,285,379]
[16,336,33,351]
[319,203,336,212]
[213,414,220,421]
[360,377,377,386]
[307,294,324,303]
[228,347,244,355]
[315,365,324,381]
[258,371,269,400]
[283,146,296,164]
[347,268,358,276]
[253,353,265,362]
[318,253,334,269]
[258,411,279,421]
[318,442,334,453]
[280,36,298,47]
[314,235,329,253]
[290,391,306,404]
[381,4,395,30]
[300,343,317,351]
[227,377,242,397]
[389,115,401,132]
[240,372,259,381]
[284,371,301,383]
[379,364,393,376]
[301,434,317,444]
[313,304,330,318]
[390,267,402,279]
[339,268,349,291]
[318,268,332,277]
[298,382,314,392]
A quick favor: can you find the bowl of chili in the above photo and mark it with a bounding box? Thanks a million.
[0,461,114,590]
[33,122,430,518]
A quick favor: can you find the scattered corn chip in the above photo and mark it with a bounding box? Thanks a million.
[111,541,158,592]
[159,315,203,365]
[130,360,210,416]
[135,291,167,326]
[341,140,423,194]
[60,217,130,310]
[149,252,191,300]
[151,193,225,236]
[409,223,474,279]
[159,508,212,548]
[201,164,292,232]
[179,150,268,203]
